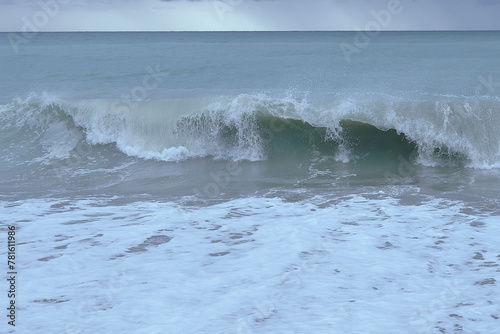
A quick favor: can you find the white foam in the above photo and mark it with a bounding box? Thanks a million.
[2,194,500,333]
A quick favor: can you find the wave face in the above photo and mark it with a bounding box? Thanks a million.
[1,92,499,169]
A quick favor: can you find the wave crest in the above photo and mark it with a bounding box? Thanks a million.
[1,92,499,168]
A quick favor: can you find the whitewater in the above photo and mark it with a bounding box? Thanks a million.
[1,31,500,334]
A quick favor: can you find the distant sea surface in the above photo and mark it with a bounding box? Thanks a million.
[1,31,500,333]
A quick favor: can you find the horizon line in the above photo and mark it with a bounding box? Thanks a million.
[2,29,500,33]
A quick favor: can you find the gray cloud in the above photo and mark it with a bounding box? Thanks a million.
[475,0,499,6]
[1,0,499,31]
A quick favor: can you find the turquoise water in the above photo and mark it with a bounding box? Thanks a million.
[1,31,500,333]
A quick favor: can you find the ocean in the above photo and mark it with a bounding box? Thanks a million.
[1,31,500,333]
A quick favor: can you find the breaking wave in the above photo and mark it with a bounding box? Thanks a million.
[1,92,499,168]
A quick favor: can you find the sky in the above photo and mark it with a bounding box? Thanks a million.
[0,0,499,32]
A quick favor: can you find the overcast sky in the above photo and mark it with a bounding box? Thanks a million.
[1,0,499,32]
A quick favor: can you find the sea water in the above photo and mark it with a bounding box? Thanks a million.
[1,31,500,333]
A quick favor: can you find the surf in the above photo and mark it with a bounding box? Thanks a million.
[1,92,499,169]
